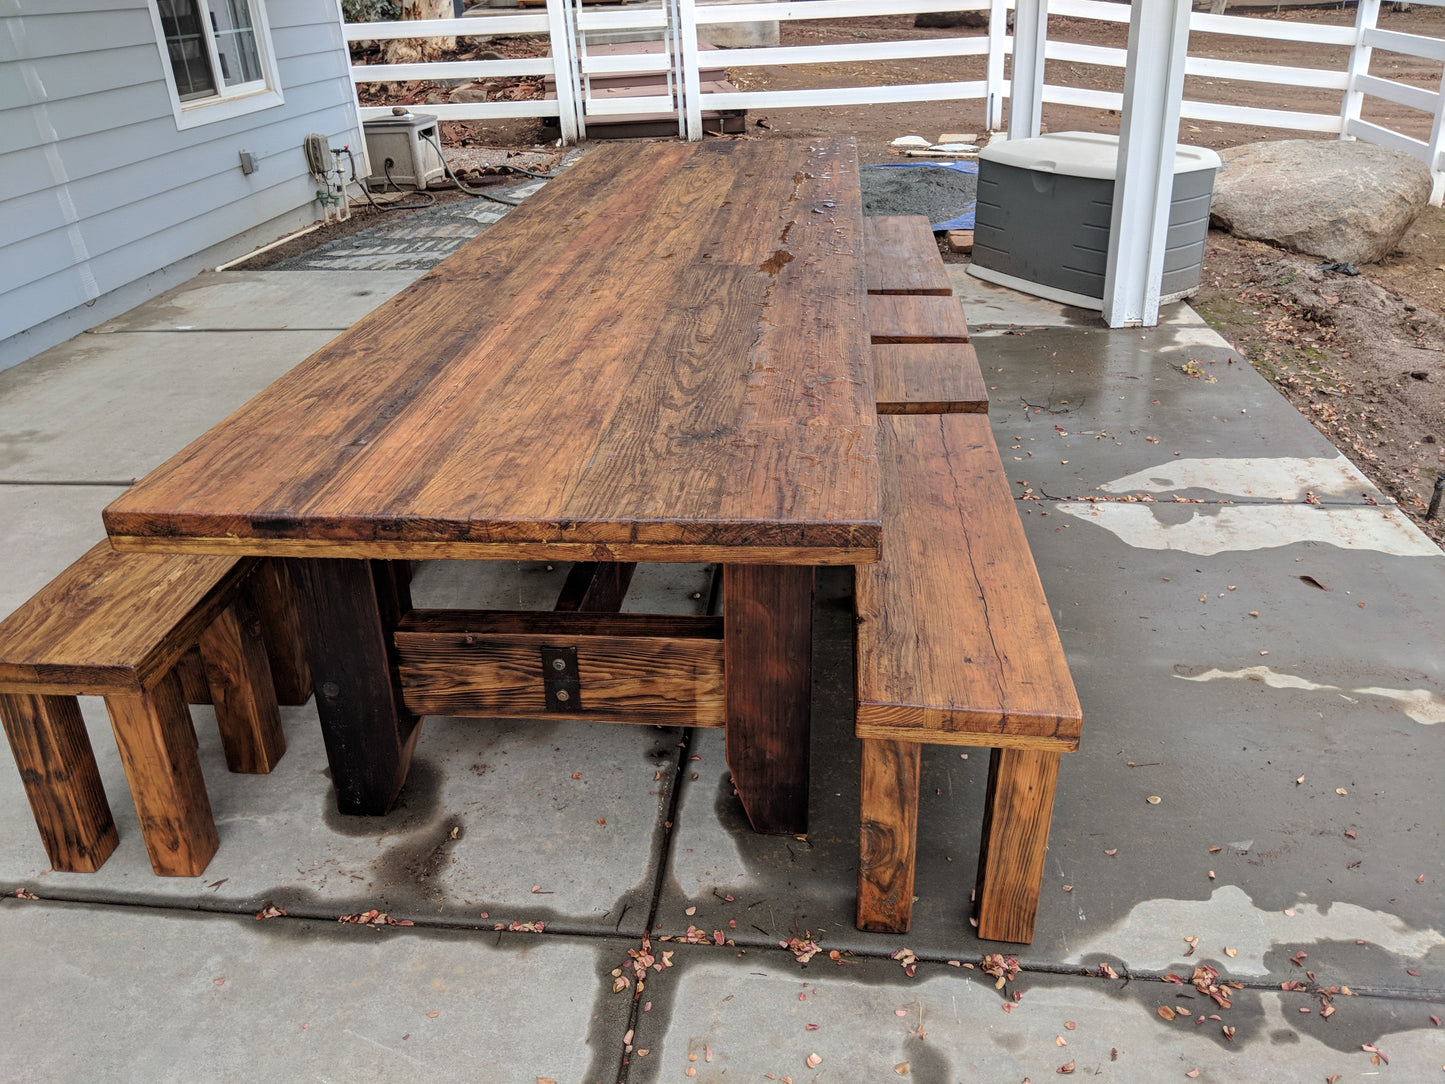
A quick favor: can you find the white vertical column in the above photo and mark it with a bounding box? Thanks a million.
[1101,0,1190,329]
[1427,67,1445,205]
[546,0,581,143]
[984,0,1009,132]
[676,0,704,141]
[1339,0,1381,142]
[1008,0,1048,141]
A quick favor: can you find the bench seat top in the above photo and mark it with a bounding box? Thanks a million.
[862,215,953,296]
[873,343,988,415]
[868,293,970,344]
[855,413,1081,749]
[0,543,251,697]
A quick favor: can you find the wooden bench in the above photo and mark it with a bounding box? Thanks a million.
[0,547,310,876]
[868,293,971,344]
[873,343,988,415]
[854,413,1081,944]
[862,215,952,296]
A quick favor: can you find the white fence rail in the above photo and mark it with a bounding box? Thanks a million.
[342,0,1445,198]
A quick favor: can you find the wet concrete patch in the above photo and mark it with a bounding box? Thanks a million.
[630,944,1445,1082]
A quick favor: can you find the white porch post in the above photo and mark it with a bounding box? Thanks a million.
[1101,0,1191,328]
[1008,0,1048,141]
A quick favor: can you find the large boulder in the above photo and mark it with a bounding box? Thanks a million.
[1210,140,1432,265]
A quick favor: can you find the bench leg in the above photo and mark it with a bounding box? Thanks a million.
[724,565,813,835]
[857,738,921,933]
[0,692,119,873]
[251,558,313,706]
[198,593,286,775]
[975,747,1061,944]
[175,645,212,705]
[291,558,420,816]
[105,671,219,877]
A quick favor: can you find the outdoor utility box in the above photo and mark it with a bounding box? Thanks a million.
[362,112,446,191]
[969,131,1220,310]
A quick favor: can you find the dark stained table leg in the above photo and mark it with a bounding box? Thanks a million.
[724,564,813,835]
[289,558,420,816]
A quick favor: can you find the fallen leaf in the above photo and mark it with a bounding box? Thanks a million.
[1296,775,1305,785]
[1209,845,1222,853]
[571,772,582,779]
[1432,1015,1442,1026]
[1225,947,1238,958]
[1222,1025,1236,1042]
[426,1010,439,1018]
[1158,1006,1177,1021]
[1418,875,1427,883]
[1186,1072,1200,1080]
[1147,796,1162,805]
[1208,871,1216,880]
[1064,1021,1077,1030]
[805,1053,822,1069]
[1056,1036,1068,1046]
[1284,908,1296,916]
[1335,788,1348,796]
[895,1009,909,1017]
[685,906,696,916]
[1062,885,1073,892]
[894,1063,910,1076]
[1058,1061,1075,1075]
[685,1069,697,1078]
[1345,829,1357,839]
[1104,848,1118,857]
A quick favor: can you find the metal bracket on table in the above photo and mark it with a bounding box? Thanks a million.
[541,645,581,712]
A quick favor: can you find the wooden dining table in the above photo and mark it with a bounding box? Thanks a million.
[103,138,881,838]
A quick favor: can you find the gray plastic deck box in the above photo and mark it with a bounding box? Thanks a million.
[968,132,1220,310]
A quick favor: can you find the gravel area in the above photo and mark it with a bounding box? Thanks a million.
[859,162,978,227]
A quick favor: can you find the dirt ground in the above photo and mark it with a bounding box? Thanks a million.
[336,5,1444,545]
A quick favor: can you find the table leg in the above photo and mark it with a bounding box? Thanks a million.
[974,747,1061,944]
[290,558,420,816]
[723,565,813,835]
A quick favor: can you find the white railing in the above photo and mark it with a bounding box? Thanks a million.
[342,0,1445,200]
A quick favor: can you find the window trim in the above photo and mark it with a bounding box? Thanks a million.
[148,0,285,131]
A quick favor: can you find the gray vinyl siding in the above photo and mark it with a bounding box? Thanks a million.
[0,0,361,344]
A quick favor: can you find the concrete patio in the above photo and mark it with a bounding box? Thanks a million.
[1,207,1442,1081]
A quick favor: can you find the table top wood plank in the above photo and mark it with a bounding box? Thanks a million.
[105,140,880,564]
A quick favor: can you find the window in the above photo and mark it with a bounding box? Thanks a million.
[150,0,284,129]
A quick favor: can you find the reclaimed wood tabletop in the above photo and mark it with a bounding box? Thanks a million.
[100,139,880,832]
[104,139,880,566]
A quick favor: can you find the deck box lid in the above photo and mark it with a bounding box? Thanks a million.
[979,131,1221,180]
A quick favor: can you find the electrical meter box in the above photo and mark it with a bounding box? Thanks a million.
[969,131,1220,310]
[362,112,446,191]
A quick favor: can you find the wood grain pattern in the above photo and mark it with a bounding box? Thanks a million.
[0,692,118,872]
[103,141,879,566]
[251,559,313,705]
[974,748,1061,944]
[0,542,254,696]
[197,597,286,774]
[872,343,988,415]
[856,737,920,933]
[868,294,971,344]
[105,670,218,877]
[724,564,813,835]
[862,215,952,295]
[855,414,1082,748]
[395,611,723,726]
[291,558,420,816]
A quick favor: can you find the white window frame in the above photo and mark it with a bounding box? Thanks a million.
[148,0,285,130]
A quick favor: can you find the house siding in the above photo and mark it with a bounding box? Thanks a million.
[0,0,362,365]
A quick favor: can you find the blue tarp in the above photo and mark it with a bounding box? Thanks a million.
[860,159,978,231]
